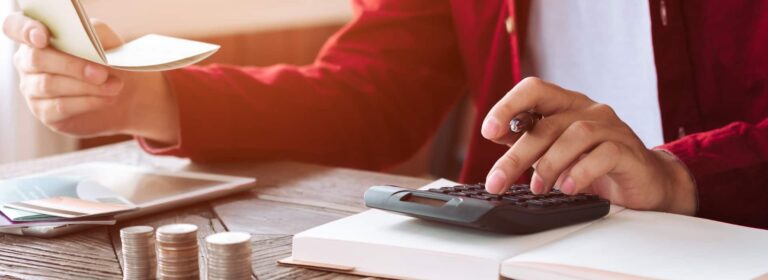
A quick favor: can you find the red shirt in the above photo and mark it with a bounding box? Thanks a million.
[140,0,768,229]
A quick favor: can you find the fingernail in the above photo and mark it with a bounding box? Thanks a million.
[530,173,544,194]
[84,64,109,84]
[29,29,47,47]
[481,117,501,139]
[561,177,575,195]
[485,169,507,194]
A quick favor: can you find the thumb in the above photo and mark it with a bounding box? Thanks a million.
[90,19,124,50]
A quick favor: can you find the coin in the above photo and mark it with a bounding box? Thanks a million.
[205,232,252,280]
[155,224,199,279]
[120,226,157,280]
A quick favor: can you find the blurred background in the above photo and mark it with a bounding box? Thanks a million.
[0,0,472,180]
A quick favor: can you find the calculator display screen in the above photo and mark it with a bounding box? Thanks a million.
[403,194,448,207]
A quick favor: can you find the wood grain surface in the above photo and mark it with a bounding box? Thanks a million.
[0,142,430,279]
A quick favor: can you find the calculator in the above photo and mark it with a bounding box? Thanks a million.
[364,183,610,234]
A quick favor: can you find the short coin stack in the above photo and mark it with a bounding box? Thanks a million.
[121,226,157,280]
[156,224,200,279]
[205,232,253,280]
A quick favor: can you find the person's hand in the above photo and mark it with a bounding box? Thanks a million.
[481,77,697,215]
[2,13,178,144]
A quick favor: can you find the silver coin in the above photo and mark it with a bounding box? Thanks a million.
[157,224,198,235]
[205,232,251,246]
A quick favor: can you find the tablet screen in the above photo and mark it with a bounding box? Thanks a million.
[46,163,242,205]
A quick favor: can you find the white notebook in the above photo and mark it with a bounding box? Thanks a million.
[282,179,768,280]
[18,0,219,71]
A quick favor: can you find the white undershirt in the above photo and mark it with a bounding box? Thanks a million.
[521,0,663,147]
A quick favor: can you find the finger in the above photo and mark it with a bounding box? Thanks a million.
[559,141,625,195]
[532,121,624,194]
[32,95,118,125]
[481,77,591,140]
[553,159,579,190]
[3,13,50,48]
[484,111,580,194]
[490,131,524,147]
[16,46,110,84]
[90,19,124,50]
[22,74,123,99]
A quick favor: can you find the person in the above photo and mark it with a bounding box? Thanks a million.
[3,1,766,229]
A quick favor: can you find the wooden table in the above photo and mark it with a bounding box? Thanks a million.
[0,142,430,280]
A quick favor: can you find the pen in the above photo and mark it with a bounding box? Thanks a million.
[509,111,543,133]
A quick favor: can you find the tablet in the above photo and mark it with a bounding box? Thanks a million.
[1,162,256,237]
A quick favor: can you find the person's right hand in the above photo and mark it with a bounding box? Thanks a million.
[2,13,179,144]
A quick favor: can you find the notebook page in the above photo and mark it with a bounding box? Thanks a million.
[104,34,219,71]
[17,0,104,64]
[501,209,768,280]
[291,179,625,280]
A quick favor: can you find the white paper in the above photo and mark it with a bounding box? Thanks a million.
[502,209,768,280]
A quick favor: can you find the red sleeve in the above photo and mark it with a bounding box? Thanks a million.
[658,118,768,228]
[138,0,465,170]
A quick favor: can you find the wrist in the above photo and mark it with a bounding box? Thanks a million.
[654,149,698,216]
[122,71,180,145]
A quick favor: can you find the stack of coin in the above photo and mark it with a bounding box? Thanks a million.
[205,232,253,280]
[121,226,157,280]
[156,224,200,279]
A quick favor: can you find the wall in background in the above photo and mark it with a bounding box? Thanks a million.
[80,0,353,40]
[0,2,76,165]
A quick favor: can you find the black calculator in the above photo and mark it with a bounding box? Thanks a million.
[364,183,610,234]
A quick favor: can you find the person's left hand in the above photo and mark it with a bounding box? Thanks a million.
[480,77,696,215]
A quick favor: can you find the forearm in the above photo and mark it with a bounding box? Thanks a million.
[145,60,464,169]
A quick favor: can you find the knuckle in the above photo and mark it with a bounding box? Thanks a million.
[591,103,618,118]
[569,121,596,138]
[535,157,556,178]
[26,49,44,71]
[519,76,545,89]
[18,77,30,95]
[64,59,85,77]
[36,74,54,93]
[500,152,524,171]
[570,165,594,182]
[36,101,56,124]
[570,91,592,106]
[535,119,559,137]
[601,141,621,155]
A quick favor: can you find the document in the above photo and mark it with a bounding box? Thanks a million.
[284,179,768,280]
[0,176,135,222]
[18,0,220,71]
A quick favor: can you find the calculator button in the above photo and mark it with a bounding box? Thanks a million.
[502,197,526,203]
[429,188,451,194]
[526,200,546,207]
[452,185,468,191]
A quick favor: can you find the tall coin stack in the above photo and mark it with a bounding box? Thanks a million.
[156,224,200,279]
[121,226,157,280]
[205,232,253,280]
